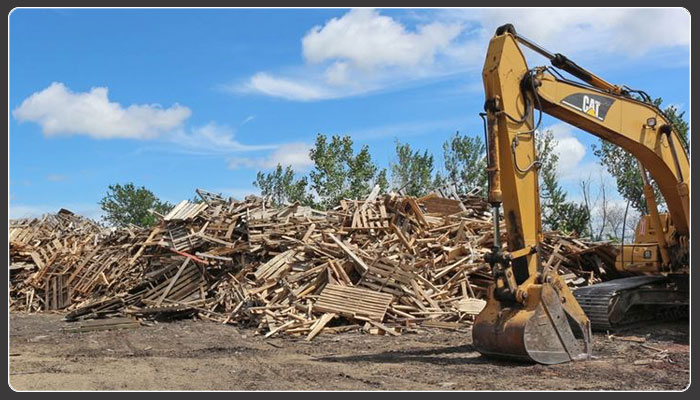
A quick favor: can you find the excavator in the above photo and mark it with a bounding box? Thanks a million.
[473,24,689,364]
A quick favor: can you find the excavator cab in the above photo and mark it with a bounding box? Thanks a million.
[472,24,688,364]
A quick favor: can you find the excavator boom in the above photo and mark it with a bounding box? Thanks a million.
[473,24,689,364]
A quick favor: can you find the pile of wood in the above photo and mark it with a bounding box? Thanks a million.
[9,208,140,312]
[540,233,620,286]
[9,188,619,340]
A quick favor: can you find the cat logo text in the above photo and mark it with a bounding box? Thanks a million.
[582,96,601,118]
[561,93,615,121]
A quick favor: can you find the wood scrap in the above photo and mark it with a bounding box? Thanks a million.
[10,189,620,340]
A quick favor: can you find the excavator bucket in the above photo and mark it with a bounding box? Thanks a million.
[473,282,592,364]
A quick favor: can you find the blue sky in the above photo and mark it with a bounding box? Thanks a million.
[9,8,690,219]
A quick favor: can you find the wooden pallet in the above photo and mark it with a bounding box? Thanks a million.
[44,273,71,310]
[315,284,394,322]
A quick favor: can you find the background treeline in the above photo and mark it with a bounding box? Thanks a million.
[98,99,687,245]
[251,99,687,242]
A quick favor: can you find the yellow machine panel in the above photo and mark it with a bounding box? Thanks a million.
[634,214,670,244]
[615,244,661,273]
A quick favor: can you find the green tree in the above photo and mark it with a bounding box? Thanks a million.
[375,168,389,194]
[556,202,592,235]
[346,142,378,200]
[591,98,689,214]
[309,134,380,208]
[253,164,313,206]
[432,171,447,190]
[537,130,590,235]
[390,140,435,196]
[99,183,173,227]
[663,102,689,152]
[592,143,649,214]
[442,131,487,194]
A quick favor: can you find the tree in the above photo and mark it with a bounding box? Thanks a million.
[579,173,644,243]
[390,140,435,196]
[346,142,378,200]
[556,202,592,236]
[664,103,690,152]
[606,202,640,243]
[309,134,352,209]
[309,134,380,209]
[99,183,173,227]
[580,174,615,241]
[591,142,649,214]
[537,130,590,235]
[253,164,313,207]
[591,98,689,214]
[375,168,389,194]
[442,131,487,195]
[432,171,447,191]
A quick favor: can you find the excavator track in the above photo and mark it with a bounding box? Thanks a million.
[573,275,688,331]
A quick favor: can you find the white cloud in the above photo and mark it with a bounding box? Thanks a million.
[561,160,616,186]
[13,83,284,157]
[13,82,191,139]
[470,8,689,59]
[538,124,623,206]
[165,123,276,154]
[241,115,256,125]
[324,61,351,86]
[539,123,587,181]
[239,73,335,101]
[235,8,689,101]
[264,142,314,169]
[228,142,313,171]
[302,8,462,70]
[235,9,468,101]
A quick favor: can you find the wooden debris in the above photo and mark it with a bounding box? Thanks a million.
[10,188,619,340]
[306,312,336,341]
[62,317,140,333]
[315,285,393,322]
[609,334,647,343]
[456,298,487,315]
[422,320,462,330]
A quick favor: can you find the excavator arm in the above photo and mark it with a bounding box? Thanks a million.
[473,24,689,364]
[535,66,689,237]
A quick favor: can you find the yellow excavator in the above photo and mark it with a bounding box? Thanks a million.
[474,24,689,364]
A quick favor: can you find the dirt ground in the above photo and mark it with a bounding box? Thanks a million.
[9,313,689,391]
